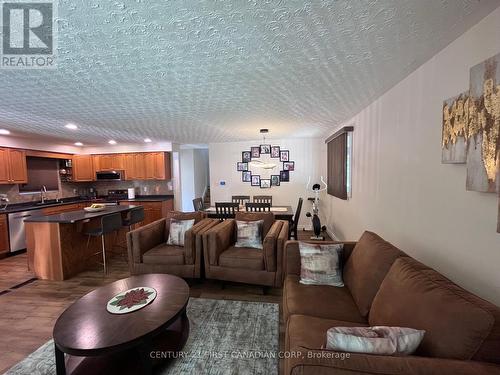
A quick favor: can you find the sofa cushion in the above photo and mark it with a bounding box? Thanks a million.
[166,218,194,246]
[286,314,368,351]
[235,211,274,237]
[235,220,263,249]
[142,244,184,265]
[369,257,495,361]
[326,326,425,355]
[299,242,344,286]
[343,231,406,317]
[283,275,366,324]
[219,246,264,270]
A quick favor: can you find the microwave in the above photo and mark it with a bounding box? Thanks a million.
[95,170,124,181]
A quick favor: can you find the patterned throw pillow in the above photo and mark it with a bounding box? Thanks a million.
[326,326,425,355]
[299,242,344,286]
[167,219,195,246]
[234,220,263,249]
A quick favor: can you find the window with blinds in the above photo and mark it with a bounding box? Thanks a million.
[326,127,353,200]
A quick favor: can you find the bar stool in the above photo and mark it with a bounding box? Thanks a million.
[122,206,145,231]
[85,213,123,275]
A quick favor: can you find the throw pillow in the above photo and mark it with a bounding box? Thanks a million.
[299,242,344,286]
[235,220,263,249]
[167,219,195,246]
[326,326,425,355]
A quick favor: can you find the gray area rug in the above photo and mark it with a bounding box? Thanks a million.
[5,298,279,375]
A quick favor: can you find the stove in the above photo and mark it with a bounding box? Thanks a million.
[107,189,129,201]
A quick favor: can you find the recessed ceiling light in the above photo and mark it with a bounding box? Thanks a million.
[65,123,78,130]
[108,140,117,145]
[144,138,152,143]
[74,142,83,146]
[0,129,11,135]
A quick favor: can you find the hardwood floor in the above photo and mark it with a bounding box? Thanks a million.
[0,230,330,373]
[0,253,282,373]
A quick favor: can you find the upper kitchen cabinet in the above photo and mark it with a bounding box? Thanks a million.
[155,152,171,180]
[0,148,28,184]
[72,155,94,181]
[143,152,171,180]
[94,154,124,171]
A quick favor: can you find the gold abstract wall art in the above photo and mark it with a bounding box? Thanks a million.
[442,91,469,163]
[466,53,500,193]
[442,52,500,233]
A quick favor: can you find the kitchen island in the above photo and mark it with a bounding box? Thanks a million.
[25,205,141,281]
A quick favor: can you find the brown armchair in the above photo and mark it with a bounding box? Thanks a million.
[203,211,289,287]
[127,211,219,278]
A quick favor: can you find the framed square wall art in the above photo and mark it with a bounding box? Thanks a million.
[271,175,280,186]
[280,170,289,182]
[237,162,248,171]
[260,179,271,188]
[251,146,260,158]
[280,150,289,162]
[283,161,295,171]
[251,175,261,186]
[242,171,251,182]
[271,146,280,158]
[242,151,251,163]
[260,144,271,154]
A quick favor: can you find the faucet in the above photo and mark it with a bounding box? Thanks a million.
[40,185,47,204]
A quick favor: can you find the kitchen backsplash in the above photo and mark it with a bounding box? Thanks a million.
[0,180,174,204]
[88,180,174,197]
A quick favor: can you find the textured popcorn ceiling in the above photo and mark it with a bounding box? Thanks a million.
[0,0,498,145]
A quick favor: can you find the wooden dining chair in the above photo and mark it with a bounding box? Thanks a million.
[231,195,251,205]
[192,197,204,211]
[290,198,303,239]
[245,202,271,212]
[215,202,240,220]
[253,195,273,205]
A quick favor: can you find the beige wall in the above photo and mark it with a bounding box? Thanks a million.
[209,138,326,229]
[324,7,500,305]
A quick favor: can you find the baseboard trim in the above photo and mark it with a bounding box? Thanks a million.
[326,228,340,241]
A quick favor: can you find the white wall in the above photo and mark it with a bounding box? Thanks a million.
[209,138,326,229]
[193,149,209,198]
[180,148,210,211]
[0,135,81,154]
[180,149,195,211]
[324,7,500,305]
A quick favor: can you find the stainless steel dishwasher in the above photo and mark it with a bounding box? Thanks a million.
[8,209,45,252]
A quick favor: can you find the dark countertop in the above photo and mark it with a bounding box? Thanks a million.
[0,195,174,215]
[0,197,96,215]
[119,195,174,202]
[24,205,139,224]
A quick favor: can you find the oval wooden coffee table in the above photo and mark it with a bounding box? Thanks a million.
[53,274,189,375]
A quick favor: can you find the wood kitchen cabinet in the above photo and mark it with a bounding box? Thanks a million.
[0,214,9,257]
[73,155,94,181]
[94,154,124,171]
[134,153,146,180]
[0,148,28,184]
[73,151,171,181]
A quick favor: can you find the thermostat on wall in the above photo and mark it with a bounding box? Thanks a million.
[219,181,226,186]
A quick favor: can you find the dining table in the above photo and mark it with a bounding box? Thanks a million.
[204,205,294,223]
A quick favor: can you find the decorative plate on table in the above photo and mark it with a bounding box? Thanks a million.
[106,287,157,314]
[84,206,106,212]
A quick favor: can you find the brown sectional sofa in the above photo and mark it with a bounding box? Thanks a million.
[283,231,500,375]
